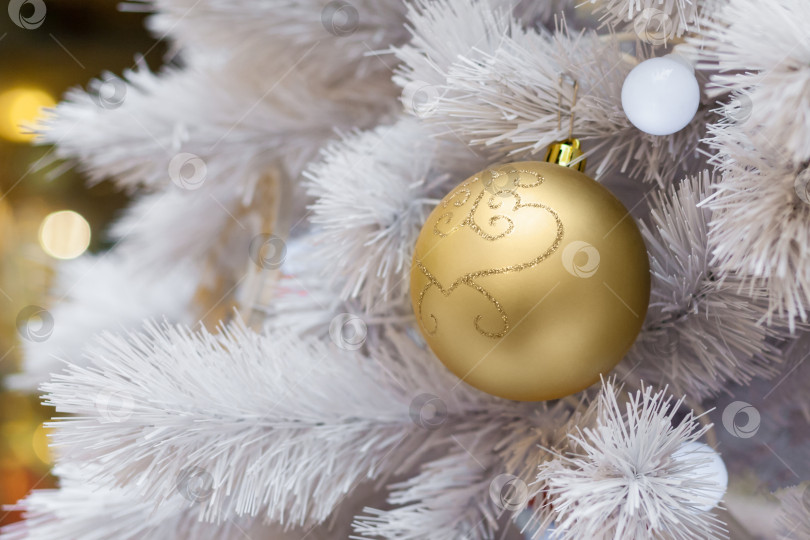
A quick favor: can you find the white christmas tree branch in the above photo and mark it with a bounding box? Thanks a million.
[123,0,411,79]
[41,320,506,527]
[38,56,395,200]
[692,0,810,166]
[532,379,727,539]
[354,402,584,540]
[9,253,196,391]
[1,466,255,540]
[107,173,278,281]
[393,0,709,186]
[690,1,810,323]
[703,110,810,328]
[7,0,800,537]
[1,464,368,540]
[586,0,706,41]
[353,436,507,540]
[304,116,488,312]
[623,172,788,398]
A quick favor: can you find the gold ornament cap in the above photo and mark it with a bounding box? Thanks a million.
[544,138,586,172]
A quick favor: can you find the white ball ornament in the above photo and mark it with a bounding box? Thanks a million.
[671,441,728,511]
[621,55,700,136]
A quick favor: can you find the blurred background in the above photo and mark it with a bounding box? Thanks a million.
[0,0,164,526]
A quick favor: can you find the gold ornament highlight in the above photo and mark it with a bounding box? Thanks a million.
[409,142,650,401]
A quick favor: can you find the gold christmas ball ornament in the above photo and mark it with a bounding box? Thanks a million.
[410,140,650,401]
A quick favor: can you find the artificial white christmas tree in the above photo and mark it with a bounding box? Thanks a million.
[5,0,810,538]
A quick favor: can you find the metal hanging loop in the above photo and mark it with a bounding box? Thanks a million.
[546,74,586,172]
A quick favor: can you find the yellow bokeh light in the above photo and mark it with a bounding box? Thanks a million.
[2,420,38,467]
[39,210,91,260]
[0,87,56,142]
[32,423,52,465]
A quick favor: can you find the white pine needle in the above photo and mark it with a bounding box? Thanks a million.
[587,0,705,40]
[693,0,810,167]
[354,435,508,540]
[775,483,810,540]
[41,320,501,527]
[2,464,361,540]
[690,0,810,326]
[9,0,807,538]
[393,0,708,185]
[703,114,810,328]
[624,172,787,398]
[38,56,394,200]
[2,466,252,540]
[304,117,487,311]
[9,253,196,390]
[354,403,583,540]
[108,178,267,278]
[123,0,410,79]
[532,379,727,540]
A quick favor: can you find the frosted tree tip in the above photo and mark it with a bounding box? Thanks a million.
[530,378,728,539]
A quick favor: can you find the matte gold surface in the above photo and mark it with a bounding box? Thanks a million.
[410,161,650,401]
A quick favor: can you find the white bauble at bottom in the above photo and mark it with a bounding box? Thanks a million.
[671,441,729,511]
